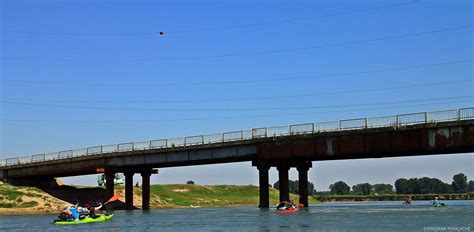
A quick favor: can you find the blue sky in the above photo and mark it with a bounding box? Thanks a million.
[1,0,473,190]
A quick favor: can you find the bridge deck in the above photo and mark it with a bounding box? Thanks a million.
[1,108,473,179]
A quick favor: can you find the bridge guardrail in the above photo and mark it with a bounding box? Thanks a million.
[1,107,473,167]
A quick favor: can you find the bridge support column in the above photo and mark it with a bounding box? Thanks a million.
[141,171,151,210]
[297,162,312,207]
[105,171,115,199]
[125,171,134,210]
[277,165,290,202]
[257,165,270,208]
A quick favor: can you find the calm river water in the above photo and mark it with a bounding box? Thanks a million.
[1,201,472,231]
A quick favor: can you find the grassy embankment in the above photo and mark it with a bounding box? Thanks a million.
[147,184,319,207]
[0,181,319,214]
[0,183,67,214]
[315,193,474,202]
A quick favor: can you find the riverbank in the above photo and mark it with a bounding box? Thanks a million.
[315,193,474,202]
[0,182,318,215]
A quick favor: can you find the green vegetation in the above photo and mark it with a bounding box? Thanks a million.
[315,193,474,202]
[352,183,372,195]
[0,183,57,211]
[325,173,473,198]
[452,173,468,193]
[0,187,23,201]
[149,184,318,207]
[329,181,351,195]
[18,201,38,208]
[0,203,14,208]
[394,173,471,194]
[469,181,474,192]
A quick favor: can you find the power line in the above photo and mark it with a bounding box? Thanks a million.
[2,79,470,104]
[1,100,471,123]
[2,25,471,62]
[1,96,472,112]
[3,1,417,36]
[1,59,471,87]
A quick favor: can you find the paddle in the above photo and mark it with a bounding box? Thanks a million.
[103,194,120,205]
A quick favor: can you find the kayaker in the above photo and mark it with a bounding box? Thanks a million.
[62,199,81,221]
[403,196,412,204]
[287,200,295,210]
[432,197,440,206]
[276,199,288,210]
[84,202,104,218]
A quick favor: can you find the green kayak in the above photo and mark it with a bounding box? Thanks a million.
[55,214,114,225]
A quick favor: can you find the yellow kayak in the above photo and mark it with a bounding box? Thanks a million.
[55,214,114,225]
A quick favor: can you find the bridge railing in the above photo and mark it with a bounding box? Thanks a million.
[1,107,473,167]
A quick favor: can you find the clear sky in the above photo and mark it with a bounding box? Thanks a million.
[1,0,473,190]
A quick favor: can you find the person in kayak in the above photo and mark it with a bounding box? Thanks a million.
[287,200,296,210]
[276,199,289,210]
[403,196,412,204]
[84,202,104,218]
[61,200,104,221]
[62,200,82,221]
[276,199,296,210]
[431,197,444,206]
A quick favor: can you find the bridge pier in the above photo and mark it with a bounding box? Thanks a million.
[105,171,115,199]
[141,170,152,210]
[277,165,290,203]
[125,171,134,210]
[297,163,312,207]
[257,164,270,208]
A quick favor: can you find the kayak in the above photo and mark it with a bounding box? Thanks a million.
[55,214,114,225]
[432,203,445,207]
[277,208,298,213]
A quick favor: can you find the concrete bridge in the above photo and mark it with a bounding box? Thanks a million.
[1,107,473,209]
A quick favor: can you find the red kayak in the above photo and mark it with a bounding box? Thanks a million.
[277,208,298,213]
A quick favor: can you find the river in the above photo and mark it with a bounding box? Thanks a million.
[1,201,472,231]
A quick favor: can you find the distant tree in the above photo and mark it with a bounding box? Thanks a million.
[372,184,394,194]
[396,177,452,194]
[395,178,409,194]
[352,183,372,195]
[289,180,298,194]
[186,180,195,185]
[452,173,468,193]
[468,181,474,192]
[329,181,350,195]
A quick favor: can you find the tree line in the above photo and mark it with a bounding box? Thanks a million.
[327,173,474,195]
